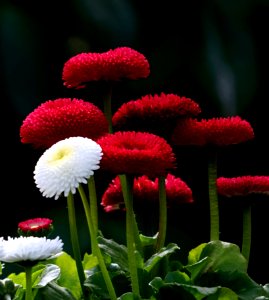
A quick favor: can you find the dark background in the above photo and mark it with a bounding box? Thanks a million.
[1,0,269,284]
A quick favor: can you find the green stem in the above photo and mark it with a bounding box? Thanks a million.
[78,184,98,255]
[155,176,167,251]
[24,266,32,300]
[88,176,98,236]
[242,203,252,269]
[66,193,86,298]
[120,175,142,254]
[208,149,219,241]
[78,186,117,300]
[119,174,141,298]
[102,83,113,133]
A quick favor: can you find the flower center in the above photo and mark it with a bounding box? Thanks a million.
[49,147,72,164]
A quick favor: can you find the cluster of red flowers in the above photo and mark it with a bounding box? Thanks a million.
[19,45,266,215]
[101,174,193,212]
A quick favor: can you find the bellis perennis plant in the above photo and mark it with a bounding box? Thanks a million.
[1,46,269,300]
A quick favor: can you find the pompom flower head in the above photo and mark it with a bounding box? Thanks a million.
[171,116,254,242]
[20,98,109,149]
[97,131,176,178]
[217,175,269,267]
[18,217,54,237]
[217,176,269,197]
[171,116,254,147]
[101,174,193,212]
[34,136,103,199]
[112,93,201,137]
[0,236,63,265]
[200,116,255,146]
[62,46,150,89]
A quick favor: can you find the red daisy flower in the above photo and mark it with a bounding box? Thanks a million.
[20,98,109,148]
[217,176,269,197]
[62,47,150,89]
[101,174,193,212]
[201,116,254,146]
[97,131,176,177]
[171,116,254,147]
[112,93,201,132]
[18,217,53,237]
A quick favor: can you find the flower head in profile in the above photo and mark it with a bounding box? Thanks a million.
[0,236,63,264]
[20,98,109,149]
[171,116,254,147]
[97,131,176,178]
[18,218,54,237]
[101,174,193,212]
[112,93,201,135]
[62,47,150,89]
[217,176,269,197]
[34,136,103,199]
[200,116,254,146]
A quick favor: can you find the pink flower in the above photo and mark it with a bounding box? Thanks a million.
[18,218,53,237]
[20,98,109,148]
[97,131,176,178]
[101,174,193,212]
[62,47,150,89]
[217,176,269,197]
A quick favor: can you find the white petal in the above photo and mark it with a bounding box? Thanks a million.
[0,236,63,263]
[34,136,103,199]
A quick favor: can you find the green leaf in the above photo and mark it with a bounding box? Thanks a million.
[188,243,207,265]
[82,252,99,270]
[37,281,77,300]
[34,264,60,288]
[186,240,247,279]
[263,284,269,294]
[200,241,247,273]
[213,271,269,300]
[97,236,129,271]
[144,243,180,273]
[118,292,141,300]
[184,241,269,298]
[139,233,158,248]
[84,270,110,299]
[8,272,26,287]
[206,286,238,299]
[186,256,211,281]
[45,251,82,300]
[164,270,191,284]
[150,276,221,300]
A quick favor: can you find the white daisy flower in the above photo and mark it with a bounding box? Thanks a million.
[0,236,63,263]
[34,136,103,200]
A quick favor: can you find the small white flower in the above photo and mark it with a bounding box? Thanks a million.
[34,136,103,199]
[0,236,63,263]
